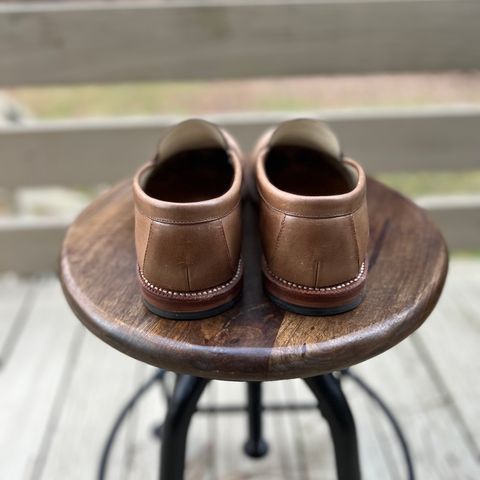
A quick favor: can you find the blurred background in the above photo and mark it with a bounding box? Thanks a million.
[0,1,479,479]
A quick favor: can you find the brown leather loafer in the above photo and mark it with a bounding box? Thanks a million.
[254,119,369,315]
[133,119,243,319]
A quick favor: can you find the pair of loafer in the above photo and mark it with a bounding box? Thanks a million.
[133,118,369,319]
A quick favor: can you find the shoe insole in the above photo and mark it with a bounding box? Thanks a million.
[265,145,353,196]
[144,148,234,203]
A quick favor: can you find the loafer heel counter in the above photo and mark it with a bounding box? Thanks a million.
[134,211,243,317]
[261,205,365,288]
[140,214,240,293]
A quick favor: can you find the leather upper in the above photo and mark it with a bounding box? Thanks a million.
[133,119,243,292]
[255,119,369,288]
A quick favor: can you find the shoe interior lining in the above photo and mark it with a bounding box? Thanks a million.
[142,148,234,203]
[265,145,356,196]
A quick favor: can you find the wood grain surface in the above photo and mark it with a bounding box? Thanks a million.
[60,179,448,381]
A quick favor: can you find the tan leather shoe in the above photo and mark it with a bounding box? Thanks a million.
[133,119,243,319]
[254,119,369,315]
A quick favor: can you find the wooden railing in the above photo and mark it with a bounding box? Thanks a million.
[1,0,479,272]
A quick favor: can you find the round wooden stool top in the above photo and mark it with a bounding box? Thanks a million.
[60,179,448,381]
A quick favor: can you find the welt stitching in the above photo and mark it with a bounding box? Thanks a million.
[138,260,242,297]
[219,219,234,272]
[271,214,287,267]
[350,213,361,269]
[258,192,363,219]
[134,200,240,225]
[266,261,366,292]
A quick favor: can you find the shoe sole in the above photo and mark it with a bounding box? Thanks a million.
[143,294,241,320]
[265,290,364,316]
[262,257,367,316]
[138,261,243,320]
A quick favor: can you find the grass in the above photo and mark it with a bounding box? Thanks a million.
[4,72,480,198]
[8,72,480,119]
[378,170,480,197]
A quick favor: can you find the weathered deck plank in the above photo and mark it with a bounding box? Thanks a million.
[269,381,310,480]
[290,375,395,480]
[124,365,166,480]
[414,261,480,458]
[0,278,81,479]
[38,329,141,480]
[354,335,480,479]
[214,381,286,479]
[0,275,32,367]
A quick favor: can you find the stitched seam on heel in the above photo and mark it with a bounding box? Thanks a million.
[142,220,154,274]
[349,213,361,270]
[219,219,234,273]
[270,213,286,267]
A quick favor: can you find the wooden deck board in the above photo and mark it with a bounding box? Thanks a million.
[281,380,335,480]
[353,324,480,478]
[272,381,310,480]
[0,260,479,479]
[414,261,480,457]
[39,330,141,480]
[214,381,284,480]
[124,365,166,480]
[0,279,81,479]
[0,275,33,368]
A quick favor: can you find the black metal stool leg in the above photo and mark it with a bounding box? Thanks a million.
[304,374,361,480]
[159,375,209,480]
[244,382,269,458]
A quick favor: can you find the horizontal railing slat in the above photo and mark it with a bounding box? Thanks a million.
[0,0,479,86]
[1,197,478,273]
[1,107,479,188]
[418,196,480,252]
[0,217,69,274]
